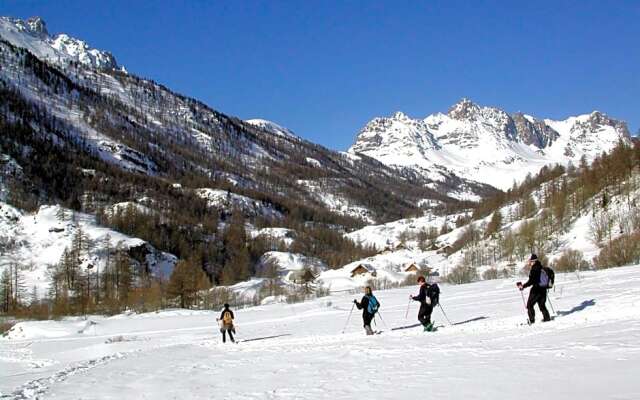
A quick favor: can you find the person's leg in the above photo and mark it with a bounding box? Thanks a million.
[222,330,227,343]
[538,291,551,321]
[526,292,538,323]
[418,304,428,326]
[363,314,374,334]
[424,304,433,325]
[228,328,235,342]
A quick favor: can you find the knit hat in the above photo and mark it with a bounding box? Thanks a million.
[529,254,538,261]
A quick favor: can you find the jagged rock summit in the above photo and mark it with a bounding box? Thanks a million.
[350,99,630,190]
[0,16,119,70]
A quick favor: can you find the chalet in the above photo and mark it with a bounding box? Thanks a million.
[437,245,454,257]
[404,263,420,273]
[351,264,376,278]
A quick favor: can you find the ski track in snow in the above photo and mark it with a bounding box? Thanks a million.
[1,266,640,399]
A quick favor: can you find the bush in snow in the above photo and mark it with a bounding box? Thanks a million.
[482,268,499,280]
[553,249,590,272]
[445,265,478,285]
[593,232,640,269]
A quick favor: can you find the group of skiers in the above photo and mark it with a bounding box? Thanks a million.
[217,253,555,342]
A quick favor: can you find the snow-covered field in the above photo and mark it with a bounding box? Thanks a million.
[1,265,639,399]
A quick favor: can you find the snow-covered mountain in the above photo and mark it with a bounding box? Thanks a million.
[0,15,482,228]
[0,16,119,70]
[350,98,631,190]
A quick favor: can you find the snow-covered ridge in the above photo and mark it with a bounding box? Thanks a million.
[0,16,119,70]
[350,99,631,190]
[245,119,299,139]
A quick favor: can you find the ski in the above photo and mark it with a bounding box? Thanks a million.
[391,323,422,331]
[236,334,292,343]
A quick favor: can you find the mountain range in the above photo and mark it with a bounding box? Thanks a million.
[350,98,631,191]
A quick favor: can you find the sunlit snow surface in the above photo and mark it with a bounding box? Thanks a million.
[1,266,639,399]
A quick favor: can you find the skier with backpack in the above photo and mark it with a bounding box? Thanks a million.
[517,254,554,324]
[217,303,236,343]
[410,276,439,331]
[354,286,380,335]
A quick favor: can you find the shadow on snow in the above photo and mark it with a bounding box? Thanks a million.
[557,299,596,317]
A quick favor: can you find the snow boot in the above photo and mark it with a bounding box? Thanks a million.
[365,325,374,335]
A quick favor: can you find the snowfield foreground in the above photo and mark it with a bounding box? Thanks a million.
[2,266,639,399]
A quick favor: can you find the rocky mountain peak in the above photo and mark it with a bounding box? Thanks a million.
[392,111,410,121]
[0,16,119,70]
[447,98,481,120]
[25,16,48,36]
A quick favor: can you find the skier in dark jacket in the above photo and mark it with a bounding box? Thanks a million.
[217,303,236,343]
[518,254,552,323]
[411,276,434,331]
[354,286,375,335]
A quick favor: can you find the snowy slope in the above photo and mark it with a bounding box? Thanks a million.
[1,265,639,399]
[350,99,631,190]
[0,202,177,295]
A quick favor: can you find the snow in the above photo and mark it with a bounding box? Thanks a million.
[249,227,296,247]
[195,188,282,219]
[297,180,376,223]
[319,249,443,292]
[245,119,299,139]
[257,251,328,282]
[1,265,639,399]
[347,212,460,250]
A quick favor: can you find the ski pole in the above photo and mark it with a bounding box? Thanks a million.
[376,311,390,330]
[437,303,453,325]
[547,294,556,316]
[405,299,411,319]
[341,303,355,334]
[518,286,530,324]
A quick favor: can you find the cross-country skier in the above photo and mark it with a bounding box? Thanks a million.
[517,254,552,323]
[354,286,376,335]
[410,276,435,331]
[218,303,236,343]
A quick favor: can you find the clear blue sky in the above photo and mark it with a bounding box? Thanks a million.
[2,1,638,149]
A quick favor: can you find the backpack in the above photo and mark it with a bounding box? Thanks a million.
[539,267,555,289]
[222,310,233,325]
[366,295,380,315]
[426,283,440,307]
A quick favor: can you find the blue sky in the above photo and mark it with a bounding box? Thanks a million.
[1,1,638,149]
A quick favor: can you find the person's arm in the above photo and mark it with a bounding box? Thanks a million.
[412,286,426,302]
[355,296,368,310]
[522,265,538,289]
[230,310,235,319]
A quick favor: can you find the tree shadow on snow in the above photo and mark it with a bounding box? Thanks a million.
[557,299,596,317]
[452,316,488,326]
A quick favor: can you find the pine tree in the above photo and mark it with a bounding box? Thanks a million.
[485,210,503,238]
[167,258,210,308]
[221,211,251,285]
[0,268,12,313]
